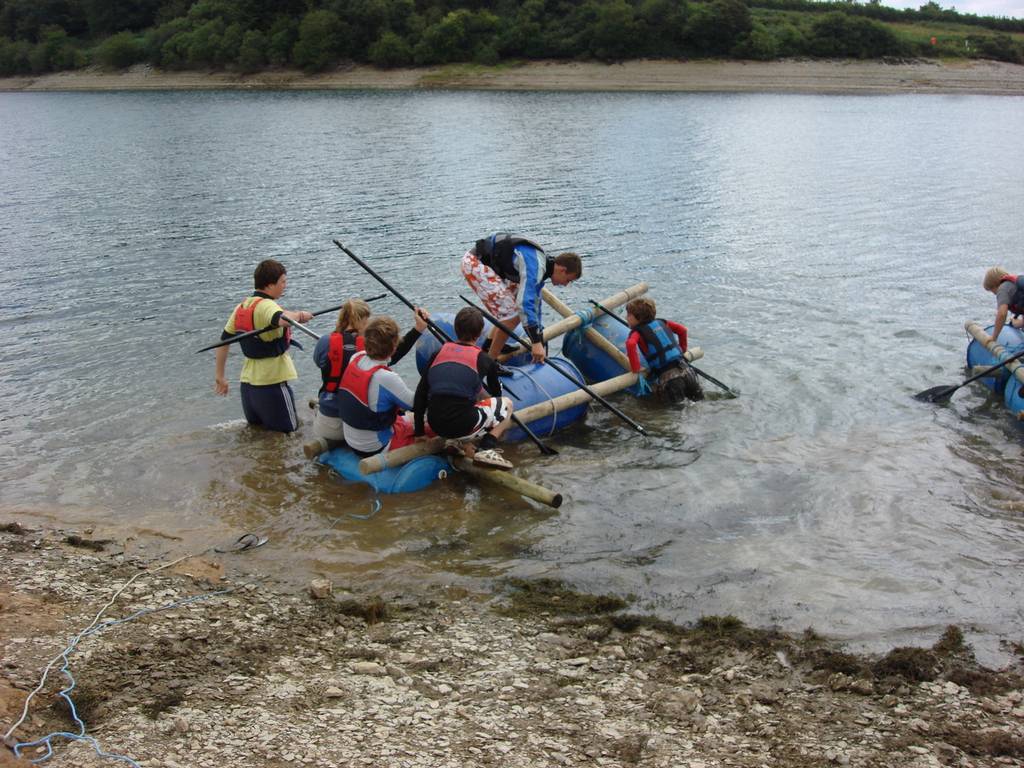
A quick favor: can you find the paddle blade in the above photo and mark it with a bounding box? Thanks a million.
[913,384,959,403]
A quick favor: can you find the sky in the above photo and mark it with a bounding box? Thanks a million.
[880,1,1024,18]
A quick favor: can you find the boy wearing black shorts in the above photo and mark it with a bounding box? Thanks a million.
[414,307,515,469]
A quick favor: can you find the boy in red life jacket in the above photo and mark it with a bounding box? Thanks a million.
[214,259,313,433]
[625,297,703,404]
[413,307,515,470]
[305,300,428,459]
[336,316,433,458]
[982,267,1024,342]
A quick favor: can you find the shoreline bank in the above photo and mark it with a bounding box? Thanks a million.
[2,523,1023,767]
[2,58,1024,95]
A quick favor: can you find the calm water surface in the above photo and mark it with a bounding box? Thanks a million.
[2,90,1023,663]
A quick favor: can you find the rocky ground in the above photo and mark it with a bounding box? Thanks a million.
[2,522,1024,768]
[1,59,1024,95]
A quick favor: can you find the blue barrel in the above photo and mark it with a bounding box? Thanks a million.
[415,313,530,373]
[561,310,644,396]
[501,357,590,441]
[317,448,450,494]
[1004,377,1024,417]
[965,325,1024,394]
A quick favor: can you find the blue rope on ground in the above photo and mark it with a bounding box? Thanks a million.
[14,589,233,766]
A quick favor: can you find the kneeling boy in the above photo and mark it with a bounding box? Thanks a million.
[414,307,515,469]
[625,297,703,403]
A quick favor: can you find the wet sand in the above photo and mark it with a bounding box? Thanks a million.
[2,59,1024,95]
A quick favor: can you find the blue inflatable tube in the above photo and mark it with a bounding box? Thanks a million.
[317,448,450,494]
[965,325,1024,394]
[562,310,644,396]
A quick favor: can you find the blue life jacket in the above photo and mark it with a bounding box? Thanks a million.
[233,297,292,359]
[336,352,396,431]
[428,342,483,401]
[637,319,683,375]
[475,233,545,283]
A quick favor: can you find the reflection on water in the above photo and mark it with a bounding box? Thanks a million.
[2,90,1024,664]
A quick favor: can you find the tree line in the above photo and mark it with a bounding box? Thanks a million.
[0,0,1022,77]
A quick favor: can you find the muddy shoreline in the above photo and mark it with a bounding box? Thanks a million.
[2,523,1023,767]
[2,59,1024,95]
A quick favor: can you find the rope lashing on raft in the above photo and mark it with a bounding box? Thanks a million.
[511,363,561,437]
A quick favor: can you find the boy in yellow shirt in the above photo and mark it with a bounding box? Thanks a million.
[214,259,312,433]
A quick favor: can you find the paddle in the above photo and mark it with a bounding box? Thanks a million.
[461,295,648,435]
[588,299,738,399]
[914,346,1024,403]
[333,240,558,456]
[196,294,387,353]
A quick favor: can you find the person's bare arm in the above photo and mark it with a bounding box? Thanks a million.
[214,346,230,395]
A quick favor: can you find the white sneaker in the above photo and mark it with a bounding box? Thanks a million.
[472,448,513,470]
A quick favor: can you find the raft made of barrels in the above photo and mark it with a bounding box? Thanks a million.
[965,323,1024,395]
[317,448,450,494]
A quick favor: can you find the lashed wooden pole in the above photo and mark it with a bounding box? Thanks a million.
[359,438,445,475]
[450,456,562,508]
[540,283,649,343]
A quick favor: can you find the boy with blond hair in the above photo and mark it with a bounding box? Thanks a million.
[983,267,1024,342]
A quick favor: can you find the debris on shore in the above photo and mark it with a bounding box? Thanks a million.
[2,525,1023,767]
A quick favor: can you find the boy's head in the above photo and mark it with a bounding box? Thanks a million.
[336,298,372,334]
[551,252,583,286]
[626,297,657,327]
[254,259,287,295]
[984,267,1008,294]
[453,307,484,343]
[363,316,400,359]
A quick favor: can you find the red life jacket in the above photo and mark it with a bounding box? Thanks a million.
[336,351,396,431]
[999,275,1024,315]
[320,331,365,394]
[233,296,292,359]
[428,342,483,401]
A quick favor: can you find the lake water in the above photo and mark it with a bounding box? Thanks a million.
[2,90,1023,664]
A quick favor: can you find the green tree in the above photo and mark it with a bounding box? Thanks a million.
[0,36,33,74]
[638,0,689,57]
[185,18,225,67]
[368,28,411,67]
[808,12,903,58]
[266,16,297,65]
[28,24,78,72]
[237,28,266,71]
[93,30,146,68]
[82,0,162,38]
[292,9,343,71]
[731,20,778,60]
[685,0,752,55]
[413,9,497,65]
[590,0,640,60]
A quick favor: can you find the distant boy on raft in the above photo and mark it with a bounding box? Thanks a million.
[625,297,703,403]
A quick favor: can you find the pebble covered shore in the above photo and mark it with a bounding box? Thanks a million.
[2,524,1023,767]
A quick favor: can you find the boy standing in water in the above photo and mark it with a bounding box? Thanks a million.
[413,307,515,469]
[461,233,582,364]
[982,267,1024,342]
[215,259,312,433]
[625,297,702,403]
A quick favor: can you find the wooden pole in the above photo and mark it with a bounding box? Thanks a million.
[514,371,639,423]
[450,456,562,508]
[965,321,1024,388]
[359,437,445,475]
[540,283,649,342]
[541,288,633,371]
